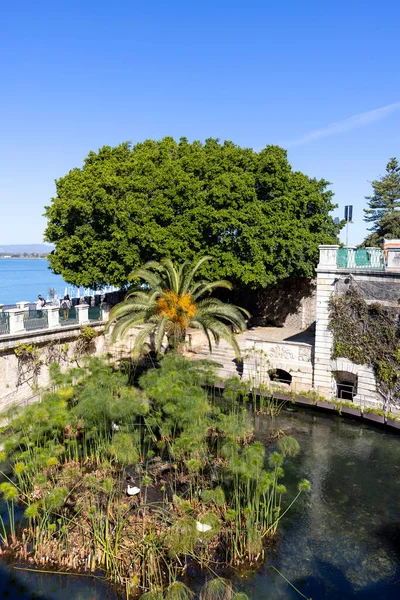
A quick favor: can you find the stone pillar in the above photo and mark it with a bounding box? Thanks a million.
[75,304,89,324]
[386,248,400,271]
[317,245,339,270]
[100,302,112,321]
[43,306,60,328]
[16,301,30,310]
[5,309,26,334]
[313,246,339,397]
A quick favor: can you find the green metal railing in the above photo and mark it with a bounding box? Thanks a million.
[0,312,9,335]
[23,309,49,331]
[88,305,102,321]
[337,247,384,270]
[59,306,78,326]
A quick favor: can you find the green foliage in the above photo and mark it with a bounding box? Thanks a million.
[199,578,236,600]
[164,582,194,600]
[109,432,139,465]
[329,287,400,412]
[363,157,400,246]
[106,256,249,358]
[25,502,40,520]
[277,435,300,457]
[44,138,338,290]
[46,486,69,511]
[140,354,213,443]
[71,358,149,433]
[0,482,18,501]
[0,353,309,596]
[75,326,98,355]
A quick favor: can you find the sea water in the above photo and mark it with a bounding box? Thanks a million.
[0,258,68,306]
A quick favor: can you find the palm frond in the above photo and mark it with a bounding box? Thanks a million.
[160,258,180,293]
[192,279,233,300]
[155,316,168,353]
[131,323,158,359]
[110,313,148,343]
[196,302,248,330]
[180,255,213,294]
[189,318,214,354]
[128,266,162,289]
[194,317,241,358]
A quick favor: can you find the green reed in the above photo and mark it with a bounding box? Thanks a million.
[0,354,310,598]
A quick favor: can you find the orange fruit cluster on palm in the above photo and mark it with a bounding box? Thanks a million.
[157,291,197,328]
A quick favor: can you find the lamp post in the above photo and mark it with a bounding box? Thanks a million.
[344,205,353,247]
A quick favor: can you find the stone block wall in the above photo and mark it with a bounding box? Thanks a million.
[0,324,106,413]
[243,338,313,392]
[313,272,336,397]
[0,323,213,414]
[313,245,398,407]
[247,278,316,329]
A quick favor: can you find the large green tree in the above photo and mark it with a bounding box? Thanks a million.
[362,157,400,247]
[44,137,338,289]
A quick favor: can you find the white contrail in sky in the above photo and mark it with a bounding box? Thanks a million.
[285,101,400,148]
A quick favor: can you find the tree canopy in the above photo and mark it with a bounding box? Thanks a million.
[44,137,338,290]
[362,157,400,247]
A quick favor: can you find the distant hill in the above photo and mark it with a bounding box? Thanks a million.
[0,244,55,254]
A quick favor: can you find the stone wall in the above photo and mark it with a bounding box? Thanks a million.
[336,273,400,307]
[0,323,211,413]
[243,338,313,392]
[312,245,400,407]
[0,324,106,413]
[244,278,316,329]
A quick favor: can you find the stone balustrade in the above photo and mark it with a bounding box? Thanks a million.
[0,302,110,337]
[317,244,400,272]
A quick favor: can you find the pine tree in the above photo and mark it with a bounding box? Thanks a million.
[363,158,400,246]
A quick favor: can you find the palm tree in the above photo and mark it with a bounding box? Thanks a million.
[106,257,249,358]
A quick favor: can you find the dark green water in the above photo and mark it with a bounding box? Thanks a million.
[1,407,399,599]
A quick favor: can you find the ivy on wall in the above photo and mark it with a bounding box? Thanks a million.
[329,287,400,413]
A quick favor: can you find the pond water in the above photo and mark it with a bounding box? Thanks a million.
[1,406,399,599]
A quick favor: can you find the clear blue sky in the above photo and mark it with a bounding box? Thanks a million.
[1,0,399,246]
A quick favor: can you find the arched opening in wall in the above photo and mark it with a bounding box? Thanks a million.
[334,371,358,401]
[269,369,292,388]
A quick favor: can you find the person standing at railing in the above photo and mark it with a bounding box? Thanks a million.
[36,294,46,318]
[61,295,71,321]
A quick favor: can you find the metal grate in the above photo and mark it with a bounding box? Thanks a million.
[88,305,102,321]
[0,312,9,335]
[59,307,78,326]
[23,309,49,331]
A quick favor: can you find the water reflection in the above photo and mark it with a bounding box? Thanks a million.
[246,408,400,599]
[0,564,120,599]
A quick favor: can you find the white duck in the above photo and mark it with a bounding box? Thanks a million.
[126,485,141,496]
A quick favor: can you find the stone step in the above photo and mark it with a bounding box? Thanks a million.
[188,343,241,379]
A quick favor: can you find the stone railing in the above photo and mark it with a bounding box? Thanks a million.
[0,302,111,337]
[318,244,400,272]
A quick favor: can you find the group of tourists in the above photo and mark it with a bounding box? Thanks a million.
[35,294,87,320]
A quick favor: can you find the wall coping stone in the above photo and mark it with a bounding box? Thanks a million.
[246,337,313,348]
[0,322,105,349]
